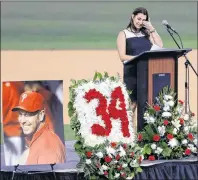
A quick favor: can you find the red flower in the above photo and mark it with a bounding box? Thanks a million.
[123,143,127,149]
[179,118,184,125]
[116,154,120,160]
[121,173,126,177]
[178,100,184,104]
[167,134,174,140]
[148,155,155,161]
[164,120,169,126]
[185,148,191,155]
[139,156,143,163]
[86,151,92,158]
[188,133,194,140]
[104,156,112,163]
[191,112,195,116]
[131,152,134,157]
[111,142,117,148]
[138,133,143,141]
[153,134,160,142]
[153,105,160,111]
[117,165,122,171]
[104,171,108,175]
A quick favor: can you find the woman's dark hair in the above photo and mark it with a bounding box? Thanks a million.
[127,7,150,37]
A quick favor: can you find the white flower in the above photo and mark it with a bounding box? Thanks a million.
[126,177,133,180]
[184,127,189,133]
[168,138,179,148]
[162,112,172,118]
[114,173,120,178]
[167,100,174,107]
[164,95,173,100]
[101,165,108,170]
[158,126,166,136]
[151,144,157,150]
[155,147,163,154]
[182,139,188,145]
[177,107,183,114]
[163,105,170,112]
[86,159,91,164]
[193,138,197,145]
[184,114,189,121]
[149,116,156,123]
[119,146,126,157]
[173,128,178,135]
[188,144,197,153]
[172,120,181,129]
[122,163,128,168]
[96,152,103,158]
[106,146,116,156]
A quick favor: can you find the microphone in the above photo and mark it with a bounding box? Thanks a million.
[162,20,177,33]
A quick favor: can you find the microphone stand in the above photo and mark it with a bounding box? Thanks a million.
[166,27,198,114]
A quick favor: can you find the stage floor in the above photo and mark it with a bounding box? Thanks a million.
[1,140,197,172]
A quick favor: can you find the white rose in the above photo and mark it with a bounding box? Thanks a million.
[193,138,197,145]
[167,100,174,107]
[158,126,166,136]
[172,120,181,129]
[96,152,103,158]
[106,146,116,156]
[168,138,179,148]
[184,114,189,120]
[184,127,189,133]
[151,144,157,150]
[182,139,188,145]
[163,105,170,112]
[86,159,91,164]
[155,147,163,154]
[101,165,108,170]
[122,163,128,168]
[119,146,126,157]
[149,116,156,123]
[114,173,120,178]
[162,112,172,118]
[173,128,178,135]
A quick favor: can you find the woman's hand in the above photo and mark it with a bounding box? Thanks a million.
[142,21,155,32]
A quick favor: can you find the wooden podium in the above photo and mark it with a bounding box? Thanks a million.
[125,48,192,131]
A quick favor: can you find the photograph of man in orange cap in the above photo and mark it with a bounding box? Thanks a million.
[11,91,66,165]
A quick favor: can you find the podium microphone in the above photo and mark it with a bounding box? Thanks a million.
[162,20,177,33]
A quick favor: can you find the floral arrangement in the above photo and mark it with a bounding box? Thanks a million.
[68,72,143,179]
[137,87,197,160]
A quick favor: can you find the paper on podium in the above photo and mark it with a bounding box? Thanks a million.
[150,44,163,50]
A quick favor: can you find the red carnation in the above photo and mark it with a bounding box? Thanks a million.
[148,155,155,161]
[123,143,127,149]
[117,165,122,171]
[86,151,92,158]
[104,171,108,175]
[116,154,120,160]
[153,105,160,111]
[164,120,169,126]
[191,112,195,116]
[139,156,143,163]
[188,133,194,140]
[104,156,112,163]
[131,152,134,157]
[178,100,184,104]
[185,148,191,155]
[111,142,117,148]
[121,173,126,177]
[138,133,143,141]
[179,118,184,125]
[153,134,160,142]
[167,134,174,140]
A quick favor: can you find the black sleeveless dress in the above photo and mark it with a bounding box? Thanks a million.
[123,29,152,102]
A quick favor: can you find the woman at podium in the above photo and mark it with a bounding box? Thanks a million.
[117,7,163,112]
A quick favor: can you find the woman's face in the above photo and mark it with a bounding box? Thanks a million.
[132,13,147,30]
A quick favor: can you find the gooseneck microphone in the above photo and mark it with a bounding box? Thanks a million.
[162,20,177,33]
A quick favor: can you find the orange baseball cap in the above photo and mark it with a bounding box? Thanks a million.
[12,91,45,112]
